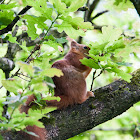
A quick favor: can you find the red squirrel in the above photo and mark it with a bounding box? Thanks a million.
[46,40,93,109]
[21,39,93,140]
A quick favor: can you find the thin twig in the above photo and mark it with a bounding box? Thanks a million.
[78,7,89,11]
[17,75,30,82]
[90,10,109,21]
[18,73,31,78]
[42,14,60,42]
[90,70,97,91]
[90,69,104,91]
[94,69,104,79]
[87,0,100,20]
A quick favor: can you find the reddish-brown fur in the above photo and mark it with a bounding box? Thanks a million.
[21,40,93,139]
[46,40,93,109]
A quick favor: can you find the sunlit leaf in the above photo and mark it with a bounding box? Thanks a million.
[2,79,23,94]
[17,61,34,77]
[41,68,63,77]
[42,96,60,101]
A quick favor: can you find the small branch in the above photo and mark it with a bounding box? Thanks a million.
[90,69,104,91]
[12,25,19,37]
[41,14,60,42]
[16,75,31,82]
[92,22,103,30]
[0,6,31,35]
[87,0,100,20]
[18,73,31,78]
[94,69,104,79]
[84,0,90,21]
[90,10,109,21]
[90,70,97,91]
[78,7,88,11]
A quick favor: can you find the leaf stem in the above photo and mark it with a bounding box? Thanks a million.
[42,14,60,41]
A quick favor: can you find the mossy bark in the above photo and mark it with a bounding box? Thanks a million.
[1,69,140,140]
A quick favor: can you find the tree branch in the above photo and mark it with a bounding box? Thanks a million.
[0,6,31,35]
[87,0,100,20]
[90,10,109,21]
[1,68,140,140]
[0,58,15,71]
[130,0,140,16]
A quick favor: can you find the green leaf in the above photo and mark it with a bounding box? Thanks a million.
[67,0,87,12]
[98,26,122,44]
[0,11,14,29]
[44,40,61,50]
[107,67,132,82]
[116,62,133,67]
[33,83,49,92]
[25,0,53,20]
[80,58,100,69]
[0,2,17,10]
[2,79,23,94]
[113,0,123,5]
[42,96,60,101]
[6,34,18,44]
[29,107,56,115]
[61,0,71,6]
[55,37,68,44]
[31,77,43,84]
[0,45,7,57]
[44,76,55,90]
[89,53,110,62]
[105,0,134,12]
[89,42,108,54]
[48,0,67,14]
[113,0,134,11]
[24,130,39,138]
[55,22,85,39]
[23,15,48,40]
[3,94,27,108]
[41,68,63,77]
[61,16,93,30]
[105,38,125,53]
[17,61,34,77]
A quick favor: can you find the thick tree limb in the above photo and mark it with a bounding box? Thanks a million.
[1,69,140,140]
[0,58,15,71]
[130,0,140,16]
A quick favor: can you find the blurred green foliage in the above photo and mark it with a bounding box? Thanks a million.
[0,0,140,139]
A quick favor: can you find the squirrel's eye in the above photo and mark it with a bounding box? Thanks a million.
[83,46,88,49]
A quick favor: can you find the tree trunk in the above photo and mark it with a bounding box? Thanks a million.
[1,69,140,140]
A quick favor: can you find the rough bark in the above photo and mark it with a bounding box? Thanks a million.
[131,0,140,16]
[1,69,140,140]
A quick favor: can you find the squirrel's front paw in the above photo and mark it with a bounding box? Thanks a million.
[87,91,95,97]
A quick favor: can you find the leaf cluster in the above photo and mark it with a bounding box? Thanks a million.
[81,26,138,82]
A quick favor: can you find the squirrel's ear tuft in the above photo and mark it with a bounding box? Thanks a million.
[71,40,77,47]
